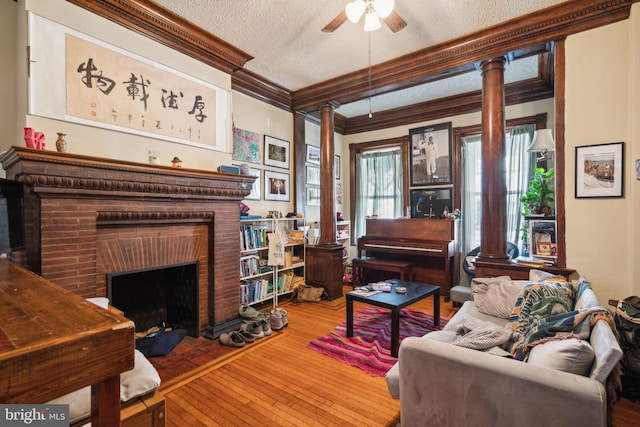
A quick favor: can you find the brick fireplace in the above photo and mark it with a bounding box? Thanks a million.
[0,146,254,337]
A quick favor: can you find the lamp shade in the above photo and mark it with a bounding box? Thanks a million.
[346,0,366,23]
[364,9,381,31]
[528,129,555,152]
[374,0,394,18]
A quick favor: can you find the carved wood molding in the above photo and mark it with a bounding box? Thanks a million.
[96,210,214,223]
[293,0,634,112]
[67,0,636,129]
[22,174,249,200]
[231,69,293,112]
[66,0,253,73]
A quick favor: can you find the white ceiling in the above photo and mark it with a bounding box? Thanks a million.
[153,0,566,117]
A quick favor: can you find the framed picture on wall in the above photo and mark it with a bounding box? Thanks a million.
[409,122,452,186]
[234,164,261,200]
[575,142,624,198]
[307,186,320,206]
[264,170,290,201]
[335,155,341,180]
[264,135,290,169]
[306,165,320,186]
[410,187,452,219]
[306,144,320,165]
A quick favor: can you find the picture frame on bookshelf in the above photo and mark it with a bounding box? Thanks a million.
[264,170,290,201]
[409,122,452,186]
[234,165,261,200]
[575,142,624,198]
[264,135,290,169]
[306,144,320,165]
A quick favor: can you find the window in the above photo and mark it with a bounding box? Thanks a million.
[460,124,535,275]
[349,137,409,242]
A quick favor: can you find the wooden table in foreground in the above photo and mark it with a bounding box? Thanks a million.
[0,258,135,426]
[346,280,440,358]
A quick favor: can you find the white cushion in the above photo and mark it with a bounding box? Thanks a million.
[471,277,528,319]
[527,338,595,376]
[48,350,161,423]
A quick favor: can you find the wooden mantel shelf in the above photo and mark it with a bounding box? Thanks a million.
[0,258,135,426]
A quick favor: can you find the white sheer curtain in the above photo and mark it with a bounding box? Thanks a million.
[354,148,404,240]
[458,125,535,284]
[506,124,536,251]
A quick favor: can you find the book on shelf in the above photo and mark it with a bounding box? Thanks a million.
[512,256,555,267]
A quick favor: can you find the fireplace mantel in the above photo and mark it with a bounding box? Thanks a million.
[0,146,254,337]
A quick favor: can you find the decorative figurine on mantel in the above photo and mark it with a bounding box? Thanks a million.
[55,133,67,153]
[171,156,183,168]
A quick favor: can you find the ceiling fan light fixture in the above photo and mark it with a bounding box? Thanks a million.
[346,0,366,23]
[374,0,394,18]
[364,9,381,31]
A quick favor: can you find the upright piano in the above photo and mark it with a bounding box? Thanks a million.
[357,218,459,300]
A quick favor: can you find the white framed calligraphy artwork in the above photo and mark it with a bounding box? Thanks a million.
[28,12,230,152]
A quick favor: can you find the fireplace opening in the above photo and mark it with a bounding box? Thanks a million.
[108,262,199,337]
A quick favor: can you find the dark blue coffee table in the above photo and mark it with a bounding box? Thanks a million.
[346,280,440,357]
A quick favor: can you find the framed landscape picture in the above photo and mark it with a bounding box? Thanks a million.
[306,144,320,165]
[575,142,624,198]
[264,170,290,202]
[264,135,290,169]
[409,122,452,186]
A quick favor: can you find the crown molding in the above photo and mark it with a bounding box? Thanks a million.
[67,0,635,129]
[66,0,253,73]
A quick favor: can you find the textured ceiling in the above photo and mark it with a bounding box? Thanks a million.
[153,0,566,117]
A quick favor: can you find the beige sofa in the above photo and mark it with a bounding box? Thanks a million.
[386,273,623,427]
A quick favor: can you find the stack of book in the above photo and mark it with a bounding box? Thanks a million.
[512,256,556,267]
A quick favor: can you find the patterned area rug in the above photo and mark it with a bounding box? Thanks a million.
[308,307,448,376]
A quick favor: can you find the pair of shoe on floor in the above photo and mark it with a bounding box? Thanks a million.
[220,317,272,348]
[267,307,288,331]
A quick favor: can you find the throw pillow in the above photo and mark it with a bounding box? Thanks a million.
[527,338,595,376]
[472,277,528,319]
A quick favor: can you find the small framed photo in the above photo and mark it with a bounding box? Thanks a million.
[306,144,320,165]
[536,241,553,256]
[234,165,261,200]
[264,135,289,169]
[575,142,624,198]
[306,165,320,186]
[307,186,320,206]
[335,155,341,180]
[264,170,290,202]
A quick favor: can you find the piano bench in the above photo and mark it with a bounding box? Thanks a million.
[351,257,413,285]
[450,285,473,307]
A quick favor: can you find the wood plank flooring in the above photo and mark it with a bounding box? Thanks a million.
[160,286,640,426]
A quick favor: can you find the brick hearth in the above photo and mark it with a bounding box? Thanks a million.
[0,146,254,336]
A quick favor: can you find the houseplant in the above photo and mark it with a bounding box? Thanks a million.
[520,167,555,216]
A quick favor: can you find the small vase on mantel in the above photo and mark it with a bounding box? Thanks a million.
[55,133,67,153]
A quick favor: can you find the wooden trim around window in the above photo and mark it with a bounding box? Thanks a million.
[348,137,409,243]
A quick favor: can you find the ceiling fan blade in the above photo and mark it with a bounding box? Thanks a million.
[321,11,348,32]
[383,10,407,33]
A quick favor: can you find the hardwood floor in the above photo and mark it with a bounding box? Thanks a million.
[160,287,640,426]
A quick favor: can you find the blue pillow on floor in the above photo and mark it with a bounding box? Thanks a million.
[136,329,187,357]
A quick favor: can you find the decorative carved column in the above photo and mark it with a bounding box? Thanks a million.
[305,102,344,300]
[477,57,508,261]
[319,102,339,245]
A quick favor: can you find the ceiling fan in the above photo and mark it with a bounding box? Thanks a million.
[322,0,408,33]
